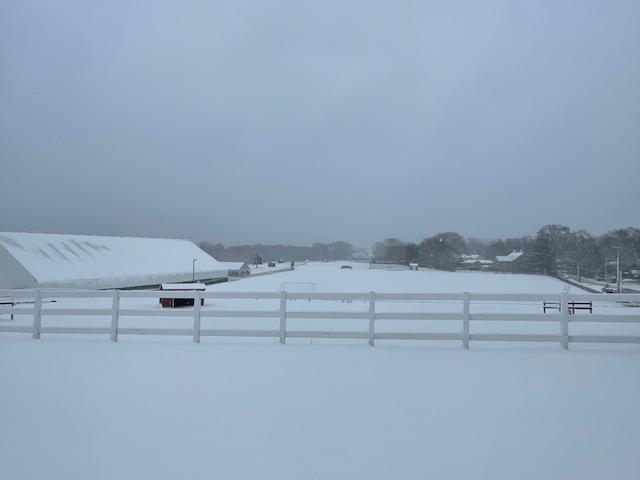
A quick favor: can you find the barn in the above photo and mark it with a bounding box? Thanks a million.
[495,250,527,273]
[0,232,228,289]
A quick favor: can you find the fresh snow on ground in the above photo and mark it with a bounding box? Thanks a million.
[0,262,639,479]
[232,261,577,293]
[568,275,640,294]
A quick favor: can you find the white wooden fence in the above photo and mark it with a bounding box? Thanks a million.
[1,289,639,349]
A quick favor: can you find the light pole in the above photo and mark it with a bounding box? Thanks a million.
[192,258,197,283]
[572,250,582,283]
[612,247,622,293]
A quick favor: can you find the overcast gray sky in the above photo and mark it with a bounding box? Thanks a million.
[1,0,638,246]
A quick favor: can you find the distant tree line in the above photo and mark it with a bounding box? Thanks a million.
[198,241,355,263]
[373,225,640,278]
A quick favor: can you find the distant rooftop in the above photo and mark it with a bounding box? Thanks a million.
[463,259,494,265]
[495,251,525,262]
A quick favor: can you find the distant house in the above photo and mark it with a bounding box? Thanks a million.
[494,251,527,273]
[409,262,419,271]
[462,259,494,271]
[460,254,493,271]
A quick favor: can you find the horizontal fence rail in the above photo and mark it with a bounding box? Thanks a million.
[0,289,639,348]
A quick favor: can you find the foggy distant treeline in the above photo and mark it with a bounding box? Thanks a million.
[373,225,640,277]
[199,241,355,263]
[199,225,639,278]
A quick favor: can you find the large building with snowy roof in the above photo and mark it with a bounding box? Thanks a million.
[0,232,228,289]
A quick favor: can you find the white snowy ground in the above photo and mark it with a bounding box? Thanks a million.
[1,262,639,479]
[572,276,640,294]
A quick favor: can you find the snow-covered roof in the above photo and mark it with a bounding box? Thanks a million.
[161,283,206,290]
[495,251,524,262]
[0,232,228,289]
[463,259,494,264]
[461,254,480,260]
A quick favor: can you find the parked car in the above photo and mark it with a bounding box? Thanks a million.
[340,265,353,270]
[602,284,617,293]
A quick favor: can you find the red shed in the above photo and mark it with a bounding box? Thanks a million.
[159,283,206,308]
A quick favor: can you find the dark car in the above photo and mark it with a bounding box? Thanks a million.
[340,265,353,270]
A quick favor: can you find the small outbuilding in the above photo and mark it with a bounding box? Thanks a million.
[159,283,206,308]
[216,262,251,277]
[462,259,494,271]
[409,262,419,271]
[494,251,526,273]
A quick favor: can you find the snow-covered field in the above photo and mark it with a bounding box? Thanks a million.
[4,261,637,344]
[241,261,582,294]
[1,262,639,479]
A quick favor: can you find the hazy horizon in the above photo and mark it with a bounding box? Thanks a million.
[0,223,636,249]
[2,1,638,245]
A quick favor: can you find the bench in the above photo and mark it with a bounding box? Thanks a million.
[543,301,592,314]
[568,301,593,314]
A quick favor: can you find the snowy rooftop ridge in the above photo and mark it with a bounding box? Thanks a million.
[495,250,525,262]
[462,259,494,265]
[161,283,206,290]
[0,231,227,289]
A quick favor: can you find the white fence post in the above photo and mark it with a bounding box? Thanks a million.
[463,292,470,349]
[32,289,42,339]
[279,291,287,344]
[368,291,376,346]
[110,290,120,342]
[193,290,202,343]
[560,293,569,350]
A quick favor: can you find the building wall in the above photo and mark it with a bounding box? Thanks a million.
[0,245,37,289]
[495,258,527,273]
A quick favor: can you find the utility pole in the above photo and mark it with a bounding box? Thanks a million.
[612,247,622,293]
[192,258,197,283]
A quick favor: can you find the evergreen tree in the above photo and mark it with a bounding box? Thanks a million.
[529,235,555,274]
[403,243,419,264]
